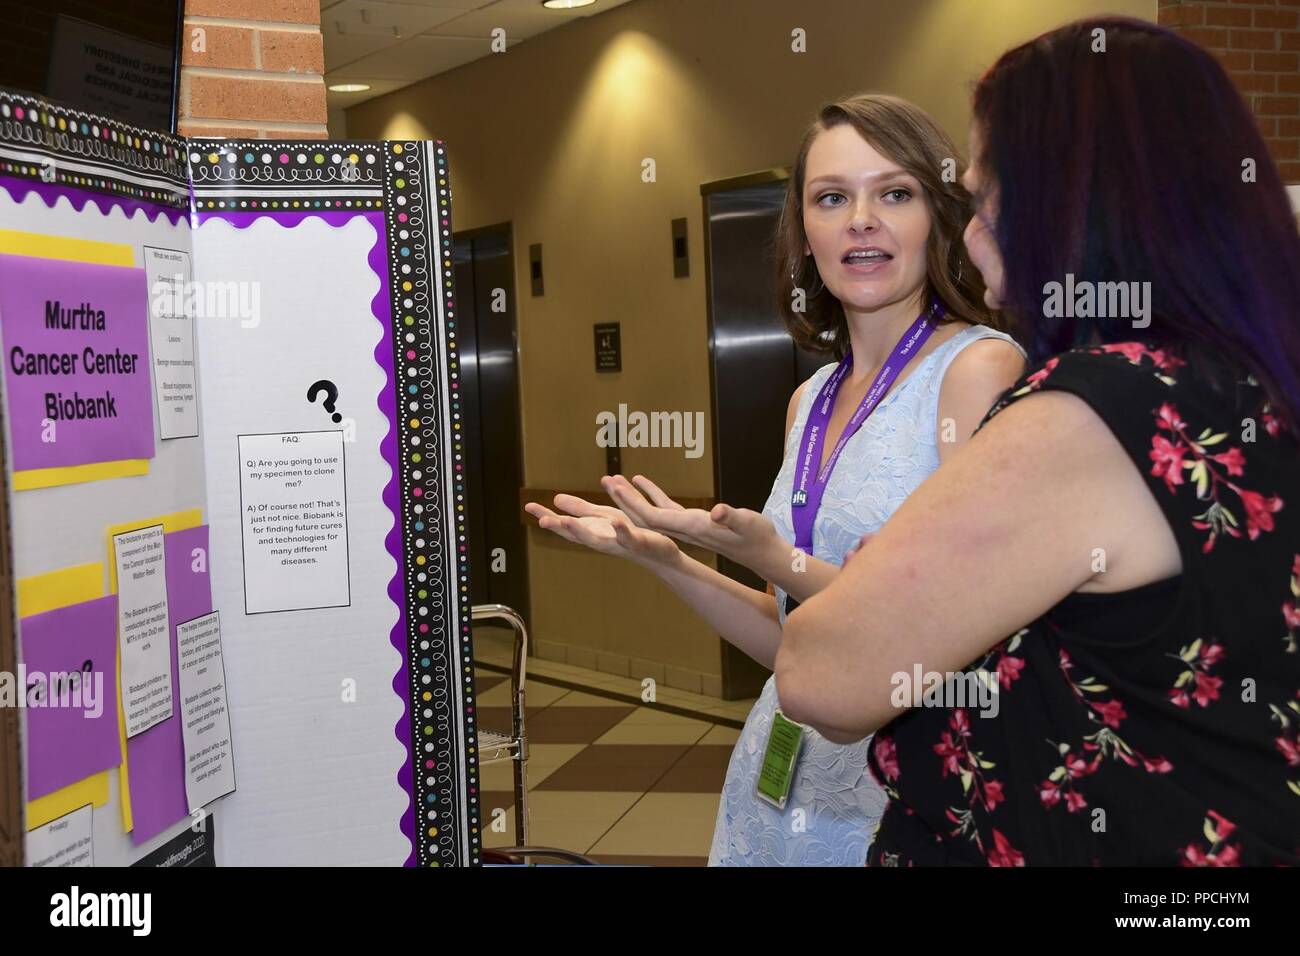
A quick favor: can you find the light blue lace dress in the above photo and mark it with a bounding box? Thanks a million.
[708,324,1026,866]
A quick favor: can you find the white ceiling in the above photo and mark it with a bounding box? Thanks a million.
[321,0,639,109]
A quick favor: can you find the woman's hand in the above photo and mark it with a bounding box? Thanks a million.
[524,493,681,571]
[601,474,783,577]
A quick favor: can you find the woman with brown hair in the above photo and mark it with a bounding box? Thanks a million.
[526,93,1025,865]
[775,20,1300,866]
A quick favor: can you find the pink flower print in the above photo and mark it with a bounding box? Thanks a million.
[987,829,1025,867]
[1024,356,1060,389]
[1094,342,1186,376]
[1211,447,1245,477]
[874,732,900,782]
[995,653,1025,688]
[1150,435,1187,492]
[1275,734,1300,769]
[1267,696,1300,796]
[1142,755,1174,774]
[1168,640,1225,710]
[1178,811,1242,867]
[1151,401,1283,552]
[1155,402,1185,433]
[1285,556,1300,654]
[1193,672,1223,708]
[1239,489,1284,541]
[1261,403,1283,438]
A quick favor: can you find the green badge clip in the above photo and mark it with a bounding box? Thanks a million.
[756,708,805,810]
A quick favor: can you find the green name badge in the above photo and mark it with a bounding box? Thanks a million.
[756,708,805,810]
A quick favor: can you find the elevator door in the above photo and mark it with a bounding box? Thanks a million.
[704,175,824,699]
[452,223,529,625]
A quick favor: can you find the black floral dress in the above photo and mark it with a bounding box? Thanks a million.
[866,341,1300,866]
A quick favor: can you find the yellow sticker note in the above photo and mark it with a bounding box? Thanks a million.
[0,229,134,267]
[17,562,113,830]
[14,460,150,491]
[16,562,103,617]
[27,776,110,832]
[106,508,203,833]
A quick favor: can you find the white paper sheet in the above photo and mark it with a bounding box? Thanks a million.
[237,430,350,614]
[144,246,199,440]
[113,525,173,737]
[176,611,235,811]
[26,803,94,867]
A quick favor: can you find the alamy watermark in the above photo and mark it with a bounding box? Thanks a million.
[595,404,705,459]
[0,663,105,718]
[50,886,150,935]
[891,663,999,718]
[1043,273,1150,328]
[150,275,262,328]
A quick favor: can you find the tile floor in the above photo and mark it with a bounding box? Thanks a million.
[473,627,759,866]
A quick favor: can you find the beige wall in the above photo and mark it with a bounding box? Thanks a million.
[347,0,1156,694]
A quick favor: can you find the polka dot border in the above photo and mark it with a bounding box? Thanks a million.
[196,198,384,210]
[383,140,479,867]
[0,90,189,208]
[187,143,385,189]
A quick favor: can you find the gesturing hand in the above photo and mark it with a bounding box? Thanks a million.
[524,493,681,570]
[601,474,781,574]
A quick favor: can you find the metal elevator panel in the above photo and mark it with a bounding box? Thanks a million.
[452,224,530,627]
[704,174,826,698]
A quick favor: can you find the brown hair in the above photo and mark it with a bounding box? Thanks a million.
[774,93,999,358]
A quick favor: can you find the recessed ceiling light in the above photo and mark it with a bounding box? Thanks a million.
[542,0,596,9]
[328,83,372,93]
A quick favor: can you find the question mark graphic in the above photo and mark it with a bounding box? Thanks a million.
[307,380,342,423]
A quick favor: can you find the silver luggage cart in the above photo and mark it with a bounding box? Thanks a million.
[472,604,599,865]
[472,603,530,846]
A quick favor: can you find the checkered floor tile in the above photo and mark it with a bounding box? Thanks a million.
[474,668,743,866]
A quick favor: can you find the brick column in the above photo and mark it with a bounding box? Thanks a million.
[178,0,327,139]
[1159,0,1300,182]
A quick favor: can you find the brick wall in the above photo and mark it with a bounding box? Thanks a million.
[1159,0,1300,182]
[178,0,327,139]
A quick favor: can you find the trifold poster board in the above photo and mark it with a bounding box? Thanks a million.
[0,88,480,866]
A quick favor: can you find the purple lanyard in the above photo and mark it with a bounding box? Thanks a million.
[790,299,943,553]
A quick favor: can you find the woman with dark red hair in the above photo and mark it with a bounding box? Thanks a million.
[775,17,1300,866]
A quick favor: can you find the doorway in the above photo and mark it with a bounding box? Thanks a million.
[701,171,824,699]
[452,222,529,626]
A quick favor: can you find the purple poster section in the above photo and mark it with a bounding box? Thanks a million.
[128,525,213,845]
[0,253,155,470]
[20,594,121,800]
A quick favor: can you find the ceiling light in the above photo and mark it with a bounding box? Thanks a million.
[542,0,597,9]
[328,83,372,93]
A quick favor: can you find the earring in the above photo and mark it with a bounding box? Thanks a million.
[792,254,824,295]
